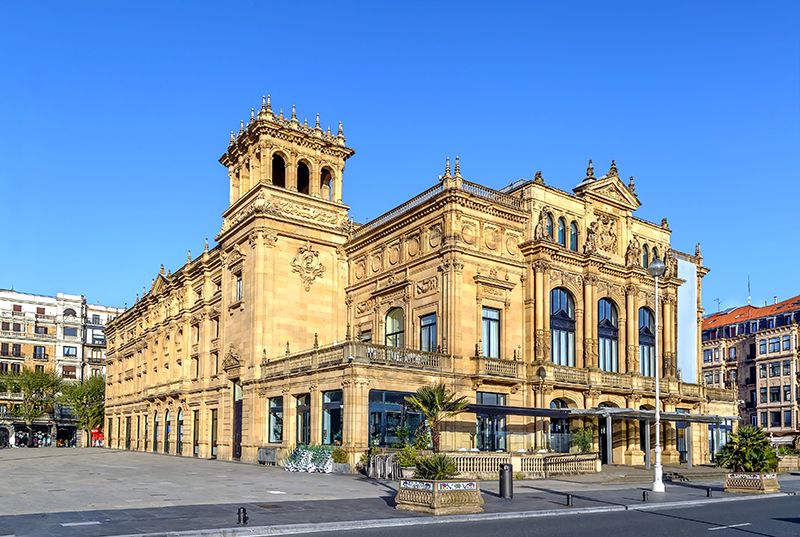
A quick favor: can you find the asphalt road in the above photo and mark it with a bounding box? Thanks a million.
[287,496,800,537]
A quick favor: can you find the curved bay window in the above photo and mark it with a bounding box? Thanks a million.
[385,308,405,348]
[642,245,649,268]
[549,399,571,453]
[369,390,423,447]
[639,307,656,376]
[569,221,578,252]
[550,288,576,366]
[598,298,619,372]
[557,218,566,246]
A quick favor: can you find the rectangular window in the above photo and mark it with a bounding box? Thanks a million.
[760,411,767,428]
[703,349,713,363]
[11,363,20,374]
[235,273,243,302]
[62,365,76,379]
[714,348,719,361]
[769,337,780,353]
[784,385,792,402]
[481,307,501,359]
[0,343,6,356]
[35,365,44,373]
[750,389,756,405]
[785,410,793,428]
[759,364,767,378]
[769,362,781,377]
[64,327,78,337]
[704,373,713,385]
[368,390,424,447]
[760,387,768,403]
[322,390,343,445]
[12,323,21,332]
[92,314,100,325]
[475,392,507,451]
[0,363,7,373]
[33,346,46,359]
[784,360,791,376]
[296,394,311,445]
[728,347,736,360]
[35,326,48,335]
[770,386,781,402]
[1,322,7,330]
[750,415,758,426]
[192,410,199,457]
[783,336,792,351]
[759,339,767,354]
[419,314,437,353]
[64,346,77,357]
[211,352,218,375]
[358,330,372,343]
[770,411,781,428]
[268,397,283,443]
[12,344,20,357]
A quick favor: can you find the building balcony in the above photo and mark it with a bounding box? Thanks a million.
[87,356,104,365]
[0,330,54,342]
[32,354,49,361]
[261,341,450,379]
[0,392,23,401]
[473,356,520,379]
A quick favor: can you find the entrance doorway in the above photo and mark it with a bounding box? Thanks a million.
[476,413,506,451]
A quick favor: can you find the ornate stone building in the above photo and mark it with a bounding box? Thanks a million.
[104,97,736,466]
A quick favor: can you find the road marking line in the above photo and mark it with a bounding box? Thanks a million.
[267,490,286,494]
[709,523,751,531]
[60,521,102,527]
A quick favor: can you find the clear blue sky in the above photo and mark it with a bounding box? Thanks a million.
[1,2,797,313]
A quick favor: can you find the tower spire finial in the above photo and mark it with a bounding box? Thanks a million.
[159,263,165,275]
[454,155,461,177]
[628,175,636,194]
[266,94,272,113]
[229,131,235,144]
[608,159,618,177]
[204,237,209,253]
[444,156,451,178]
[250,108,255,123]
[315,113,321,129]
[303,117,308,127]
[337,121,344,136]
[187,249,191,264]
[239,119,244,133]
[586,159,595,179]
[291,103,297,121]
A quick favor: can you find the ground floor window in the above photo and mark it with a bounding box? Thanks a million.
[549,399,571,452]
[153,412,159,452]
[369,390,423,447]
[177,409,184,455]
[144,416,148,451]
[192,410,199,456]
[296,394,311,445]
[476,392,506,451]
[164,411,171,453]
[322,390,343,445]
[268,396,283,443]
[210,408,218,459]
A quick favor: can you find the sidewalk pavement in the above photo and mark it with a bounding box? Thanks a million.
[2,473,798,537]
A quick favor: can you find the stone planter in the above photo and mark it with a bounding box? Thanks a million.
[400,466,416,479]
[331,462,351,474]
[395,479,484,515]
[724,473,780,494]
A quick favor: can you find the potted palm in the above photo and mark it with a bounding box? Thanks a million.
[716,425,780,493]
[395,384,482,515]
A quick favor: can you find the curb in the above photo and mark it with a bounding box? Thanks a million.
[110,492,792,537]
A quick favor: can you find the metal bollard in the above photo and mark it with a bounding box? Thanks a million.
[642,490,649,502]
[706,487,712,498]
[499,463,513,499]
[566,494,573,506]
[237,507,248,525]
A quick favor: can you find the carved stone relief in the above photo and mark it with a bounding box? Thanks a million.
[291,242,326,291]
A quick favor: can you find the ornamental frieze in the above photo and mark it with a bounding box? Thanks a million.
[222,190,346,232]
[415,276,438,297]
[584,214,617,255]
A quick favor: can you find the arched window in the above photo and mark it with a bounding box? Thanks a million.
[164,410,171,454]
[297,161,310,194]
[549,399,571,452]
[320,168,334,201]
[557,218,566,246]
[569,221,578,252]
[598,299,619,372]
[652,247,659,263]
[63,308,77,317]
[642,244,650,268]
[545,213,554,239]
[153,411,159,453]
[639,307,656,376]
[550,288,576,366]
[385,308,405,348]
[271,154,286,188]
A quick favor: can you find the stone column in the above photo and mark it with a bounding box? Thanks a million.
[533,260,547,364]
[625,285,638,374]
[310,385,322,445]
[334,169,343,203]
[286,155,297,191]
[583,275,596,369]
[342,378,370,459]
[283,390,296,449]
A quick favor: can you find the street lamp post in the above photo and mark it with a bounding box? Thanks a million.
[648,257,667,493]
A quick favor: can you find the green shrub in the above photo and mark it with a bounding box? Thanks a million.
[414,454,458,480]
[396,445,418,467]
[412,430,432,451]
[332,447,349,464]
[513,471,525,481]
[716,425,778,473]
[571,427,593,453]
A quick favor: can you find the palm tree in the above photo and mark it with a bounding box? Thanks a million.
[405,383,469,452]
[715,425,778,473]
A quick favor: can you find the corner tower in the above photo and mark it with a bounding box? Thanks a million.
[215,96,355,393]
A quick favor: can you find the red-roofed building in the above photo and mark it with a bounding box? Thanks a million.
[702,296,800,445]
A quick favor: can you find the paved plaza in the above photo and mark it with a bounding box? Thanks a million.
[1,448,798,537]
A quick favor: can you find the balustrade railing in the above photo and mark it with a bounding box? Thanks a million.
[461,180,525,210]
[475,356,519,378]
[553,366,589,385]
[600,371,631,389]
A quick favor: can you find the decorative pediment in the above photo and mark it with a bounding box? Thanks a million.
[573,168,640,211]
[150,273,170,295]
[222,344,241,373]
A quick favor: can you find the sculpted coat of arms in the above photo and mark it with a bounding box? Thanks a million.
[584,214,617,255]
[291,242,326,291]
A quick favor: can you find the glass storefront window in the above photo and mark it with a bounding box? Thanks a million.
[368,390,423,447]
[269,397,283,443]
[296,394,311,445]
[322,391,343,445]
[476,392,506,451]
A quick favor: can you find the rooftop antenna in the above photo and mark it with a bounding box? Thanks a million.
[747,275,751,306]
[714,298,722,312]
